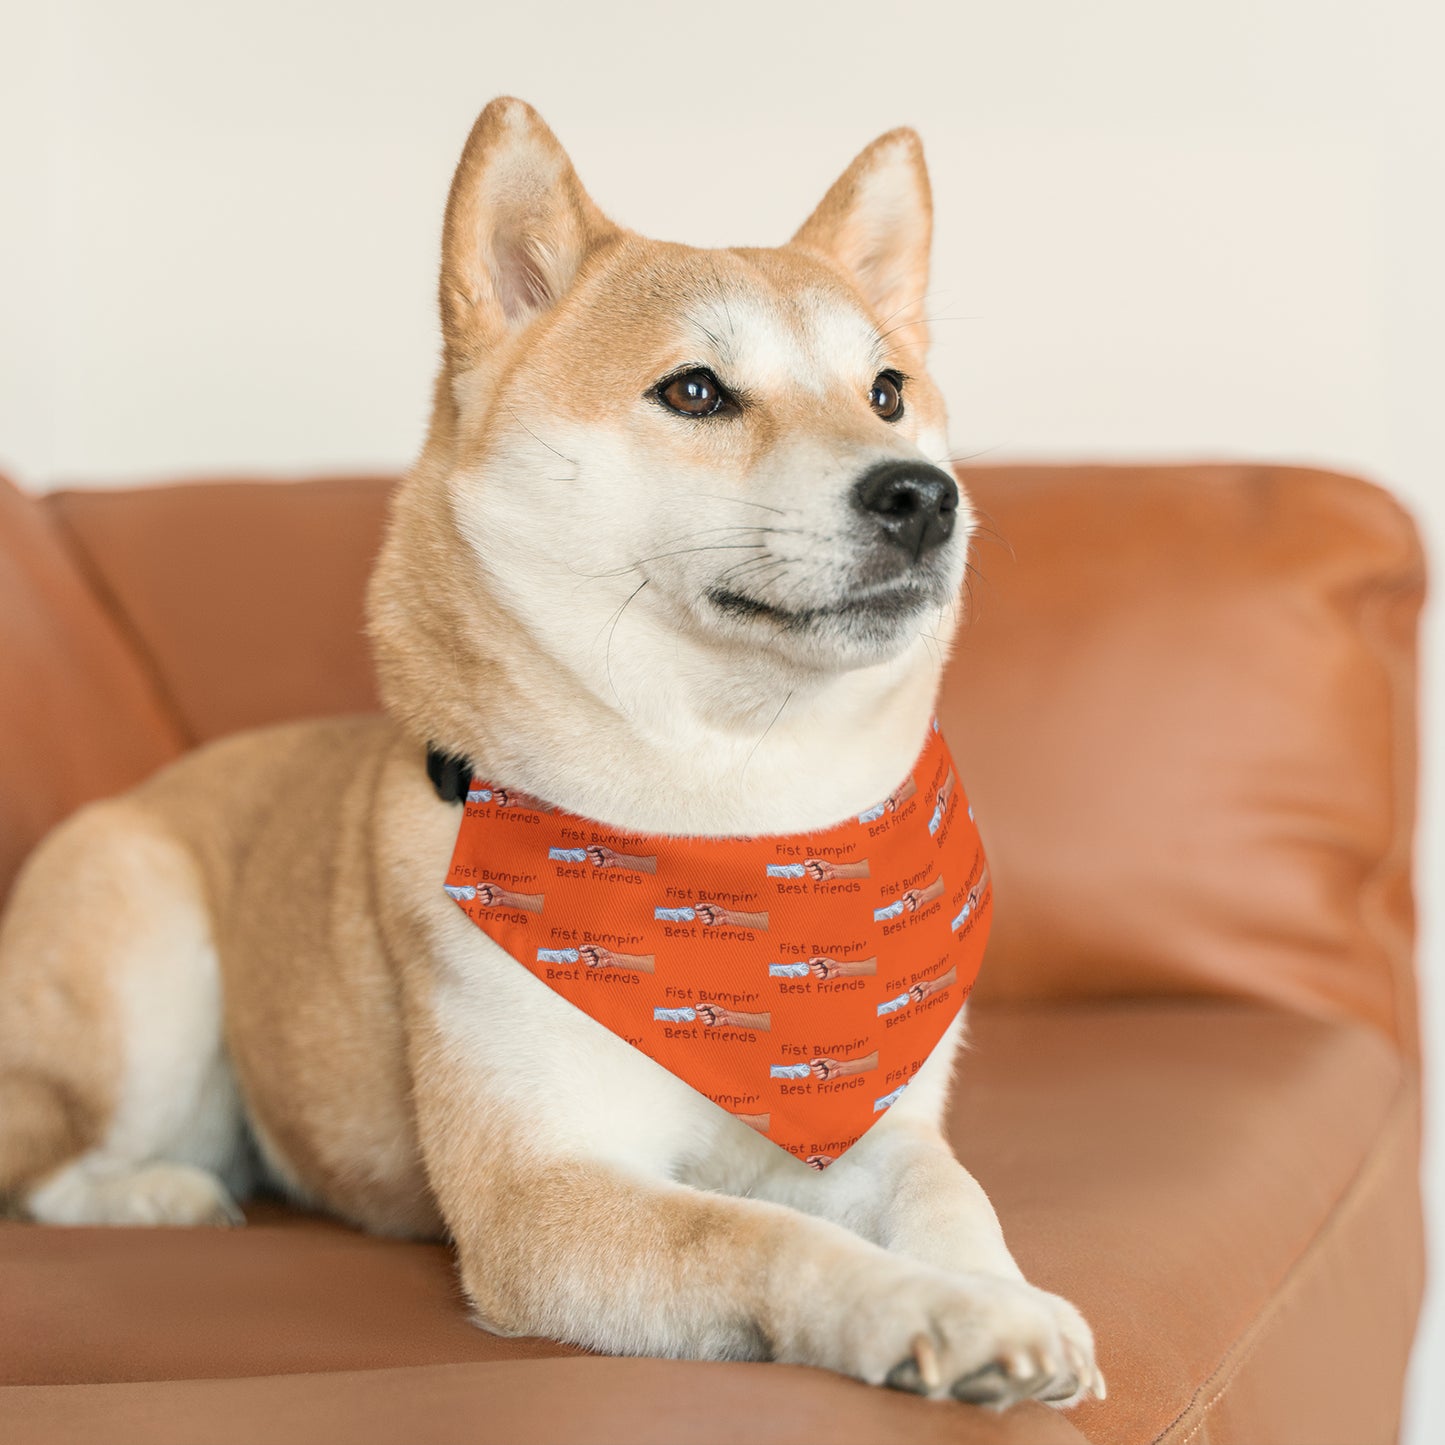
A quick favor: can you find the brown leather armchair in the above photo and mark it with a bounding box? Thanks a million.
[0,462,1425,1445]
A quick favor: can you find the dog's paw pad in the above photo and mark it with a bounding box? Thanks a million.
[951,1362,1013,1405]
[885,1359,927,1395]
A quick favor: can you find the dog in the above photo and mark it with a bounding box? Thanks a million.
[0,97,1102,1409]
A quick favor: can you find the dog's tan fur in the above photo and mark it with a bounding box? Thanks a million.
[0,99,1101,1406]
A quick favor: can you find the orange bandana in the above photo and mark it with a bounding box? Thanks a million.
[443,722,991,1168]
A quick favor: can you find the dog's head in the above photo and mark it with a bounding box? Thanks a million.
[371,99,970,769]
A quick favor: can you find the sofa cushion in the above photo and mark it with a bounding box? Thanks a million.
[0,1002,1419,1444]
[944,464,1423,1055]
[0,474,182,904]
[47,476,391,744]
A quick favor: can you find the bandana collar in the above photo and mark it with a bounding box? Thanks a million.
[441,721,991,1168]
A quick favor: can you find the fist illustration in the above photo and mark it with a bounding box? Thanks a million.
[493,787,550,811]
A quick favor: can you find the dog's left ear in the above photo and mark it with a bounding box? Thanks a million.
[791,129,933,353]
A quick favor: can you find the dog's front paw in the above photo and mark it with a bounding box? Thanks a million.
[826,1266,1104,1408]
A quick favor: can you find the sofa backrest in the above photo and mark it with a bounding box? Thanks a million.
[47,477,391,743]
[4,464,1422,1058]
[0,473,184,898]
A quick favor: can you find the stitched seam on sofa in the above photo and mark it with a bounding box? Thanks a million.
[45,496,198,750]
[1314,468,1427,1065]
[1258,467,1425,1060]
[1150,1073,1416,1445]
[1354,562,1427,1069]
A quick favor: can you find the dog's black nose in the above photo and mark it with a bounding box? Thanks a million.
[852,460,960,560]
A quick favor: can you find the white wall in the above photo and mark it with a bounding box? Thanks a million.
[1,0,1440,1433]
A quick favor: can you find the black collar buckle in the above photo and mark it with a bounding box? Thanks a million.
[426,745,473,804]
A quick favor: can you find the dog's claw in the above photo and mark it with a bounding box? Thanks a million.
[911,1332,942,1391]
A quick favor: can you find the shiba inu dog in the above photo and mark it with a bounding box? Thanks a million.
[0,98,1102,1408]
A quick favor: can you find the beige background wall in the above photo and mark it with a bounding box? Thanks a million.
[1,1,1440,1433]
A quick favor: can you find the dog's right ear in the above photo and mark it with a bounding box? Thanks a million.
[439,98,616,368]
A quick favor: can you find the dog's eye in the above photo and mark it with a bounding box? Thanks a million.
[658,369,725,417]
[869,371,904,421]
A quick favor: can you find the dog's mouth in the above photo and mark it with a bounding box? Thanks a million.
[705,578,938,630]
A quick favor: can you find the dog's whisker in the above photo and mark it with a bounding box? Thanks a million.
[869,291,951,357]
[741,688,794,780]
[613,522,817,575]
[772,557,835,615]
[663,523,781,537]
[873,289,945,329]
[879,313,980,344]
[571,538,774,583]
[875,307,978,356]
[693,494,795,517]
[601,578,650,708]
[712,558,793,599]
[592,578,643,649]
[958,562,984,620]
[714,560,779,589]
[715,550,795,584]
[961,504,1015,562]
[605,523,809,571]
[962,560,990,615]
[734,553,794,581]
[580,542,774,581]
[634,543,773,565]
[931,444,1008,474]
[501,402,580,470]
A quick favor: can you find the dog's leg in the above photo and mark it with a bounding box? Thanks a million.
[762,1115,1026,1276]
[0,800,248,1225]
[753,1018,1022,1277]
[416,1055,1095,1405]
[744,1019,1104,1404]
[797,1119,1103,1405]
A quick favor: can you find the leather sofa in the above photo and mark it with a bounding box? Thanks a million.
[0,461,1426,1444]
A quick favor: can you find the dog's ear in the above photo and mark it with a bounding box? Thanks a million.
[440,98,617,367]
[791,129,933,353]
